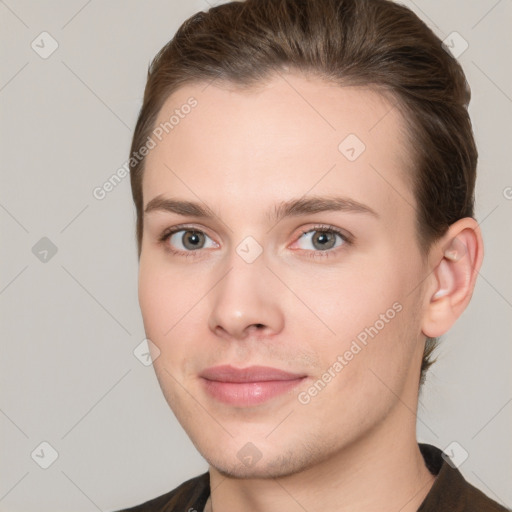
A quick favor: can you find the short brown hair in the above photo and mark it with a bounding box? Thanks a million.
[129,0,478,386]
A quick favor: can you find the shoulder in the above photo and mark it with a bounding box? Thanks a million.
[460,480,510,512]
[112,471,210,512]
[418,443,510,512]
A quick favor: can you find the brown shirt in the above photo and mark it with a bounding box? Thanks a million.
[115,444,509,512]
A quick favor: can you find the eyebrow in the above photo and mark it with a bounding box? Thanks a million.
[144,194,379,223]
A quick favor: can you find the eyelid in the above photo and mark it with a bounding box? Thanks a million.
[158,223,217,242]
[158,223,219,259]
[288,224,353,257]
[292,223,353,244]
[158,223,353,257]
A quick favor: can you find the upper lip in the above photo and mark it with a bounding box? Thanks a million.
[200,365,306,383]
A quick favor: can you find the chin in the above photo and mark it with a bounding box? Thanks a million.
[201,440,329,480]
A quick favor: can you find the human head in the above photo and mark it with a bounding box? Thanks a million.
[128,0,478,386]
[130,0,485,480]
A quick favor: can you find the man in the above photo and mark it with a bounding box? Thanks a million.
[116,0,508,510]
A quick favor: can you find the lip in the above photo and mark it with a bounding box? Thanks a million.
[200,365,305,382]
[200,365,307,406]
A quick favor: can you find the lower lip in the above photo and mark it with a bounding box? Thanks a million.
[201,378,306,406]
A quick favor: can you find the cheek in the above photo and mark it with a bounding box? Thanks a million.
[138,264,163,332]
[138,258,181,341]
[138,256,211,371]
[292,259,403,333]
[295,253,420,377]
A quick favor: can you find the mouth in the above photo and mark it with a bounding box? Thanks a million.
[200,365,307,406]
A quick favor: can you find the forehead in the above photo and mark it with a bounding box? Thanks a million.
[142,72,415,223]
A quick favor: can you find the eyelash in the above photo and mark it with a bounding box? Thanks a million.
[158,223,353,260]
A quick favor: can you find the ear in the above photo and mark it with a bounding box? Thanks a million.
[421,218,484,338]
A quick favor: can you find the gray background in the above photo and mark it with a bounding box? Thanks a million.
[1,0,511,510]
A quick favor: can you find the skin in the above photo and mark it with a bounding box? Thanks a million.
[138,72,483,512]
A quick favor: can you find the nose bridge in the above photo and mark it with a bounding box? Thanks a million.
[208,237,284,339]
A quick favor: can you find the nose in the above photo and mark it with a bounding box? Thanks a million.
[207,251,285,341]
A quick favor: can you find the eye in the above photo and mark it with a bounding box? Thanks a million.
[158,224,351,259]
[161,227,218,253]
[293,226,349,252]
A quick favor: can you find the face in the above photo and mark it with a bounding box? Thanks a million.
[138,73,430,478]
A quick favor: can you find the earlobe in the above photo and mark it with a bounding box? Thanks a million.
[422,219,484,338]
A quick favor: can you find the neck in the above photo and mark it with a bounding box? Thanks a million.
[206,399,436,512]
